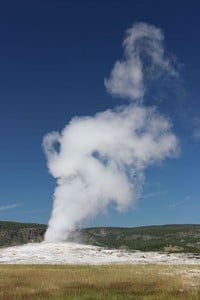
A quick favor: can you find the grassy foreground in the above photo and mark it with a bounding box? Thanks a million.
[1,264,200,300]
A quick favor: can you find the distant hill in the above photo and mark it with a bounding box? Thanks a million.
[1,221,200,253]
[0,221,46,247]
[70,224,200,253]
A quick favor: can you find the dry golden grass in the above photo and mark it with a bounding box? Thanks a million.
[0,264,200,299]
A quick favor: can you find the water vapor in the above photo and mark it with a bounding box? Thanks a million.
[105,22,177,101]
[43,23,178,242]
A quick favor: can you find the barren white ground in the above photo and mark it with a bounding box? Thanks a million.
[1,242,200,265]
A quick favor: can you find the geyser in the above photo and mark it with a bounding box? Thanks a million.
[43,23,179,242]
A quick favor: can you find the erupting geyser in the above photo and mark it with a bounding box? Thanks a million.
[43,23,179,242]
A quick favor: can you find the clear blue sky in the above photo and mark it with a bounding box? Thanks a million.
[0,0,200,226]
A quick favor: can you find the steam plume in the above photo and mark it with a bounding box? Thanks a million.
[43,23,178,242]
[105,22,177,101]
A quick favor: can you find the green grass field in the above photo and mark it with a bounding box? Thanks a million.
[1,264,200,299]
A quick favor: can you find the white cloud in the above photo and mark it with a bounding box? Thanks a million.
[0,203,20,211]
[104,22,177,101]
[140,191,166,200]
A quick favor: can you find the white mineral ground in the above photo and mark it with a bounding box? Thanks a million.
[1,242,200,265]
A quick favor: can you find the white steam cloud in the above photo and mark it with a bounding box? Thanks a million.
[105,22,177,100]
[43,23,179,242]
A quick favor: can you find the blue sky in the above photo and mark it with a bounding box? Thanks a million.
[0,0,200,227]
